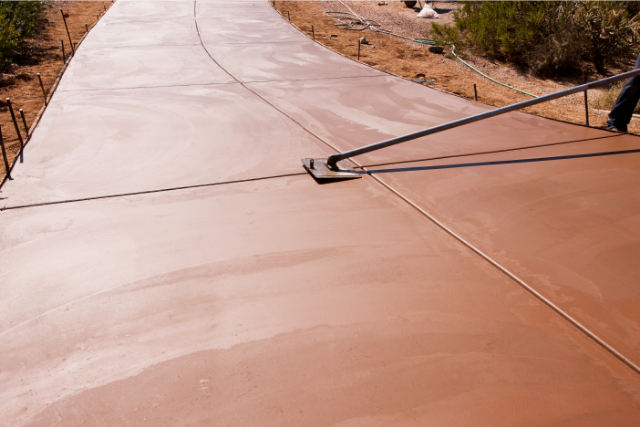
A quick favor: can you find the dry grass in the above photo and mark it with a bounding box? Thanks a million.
[591,81,640,114]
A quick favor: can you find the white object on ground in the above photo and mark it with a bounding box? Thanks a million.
[417,5,438,19]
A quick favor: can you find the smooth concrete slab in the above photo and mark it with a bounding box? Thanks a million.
[103,0,196,22]
[248,76,604,165]
[83,17,201,47]
[196,1,281,17]
[197,17,305,45]
[3,0,640,425]
[0,83,328,208]
[2,176,640,426]
[371,136,640,367]
[202,41,386,82]
[58,45,235,91]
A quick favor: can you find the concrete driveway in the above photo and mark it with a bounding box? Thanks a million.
[2,1,640,425]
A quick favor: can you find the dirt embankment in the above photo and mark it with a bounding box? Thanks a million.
[274,1,640,135]
[0,1,113,179]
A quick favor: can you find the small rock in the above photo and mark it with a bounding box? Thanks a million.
[6,63,19,74]
[359,37,370,45]
[428,46,445,54]
[0,74,16,87]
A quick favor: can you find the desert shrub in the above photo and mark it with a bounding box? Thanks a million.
[0,1,48,69]
[428,1,640,76]
[430,21,464,48]
[574,1,640,73]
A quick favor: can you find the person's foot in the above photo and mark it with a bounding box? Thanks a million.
[607,124,627,133]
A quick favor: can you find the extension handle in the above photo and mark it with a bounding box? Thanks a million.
[325,68,640,169]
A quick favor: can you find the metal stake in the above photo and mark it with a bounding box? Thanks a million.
[474,83,478,101]
[583,73,590,127]
[61,40,65,63]
[0,126,11,180]
[37,73,47,105]
[60,9,75,55]
[357,38,361,61]
[312,25,315,40]
[584,90,590,127]
[287,11,290,21]
[85,23,89,32]
[104,4,107,12]
[6,99,23,163]
[19,109,29,137]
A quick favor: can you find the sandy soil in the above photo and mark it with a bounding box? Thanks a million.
[274,1,640,135]
[0,1,113,179]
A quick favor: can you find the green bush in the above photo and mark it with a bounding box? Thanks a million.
[0,1,48,69]
[429,1,640,76]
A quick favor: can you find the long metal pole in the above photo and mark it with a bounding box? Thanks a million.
[326,68,640,169]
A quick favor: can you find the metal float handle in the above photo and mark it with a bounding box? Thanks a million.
[326,68,640,169]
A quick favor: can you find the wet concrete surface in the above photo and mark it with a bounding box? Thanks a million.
[372,135,640,368]
[2,0,640,425]
[0,83,328,207]
[4,176,640,426]
[247,75,605,165]
[59,45,236,91]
